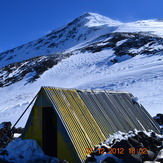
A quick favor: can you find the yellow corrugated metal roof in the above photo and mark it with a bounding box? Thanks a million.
[44,87,106,160]
[42,86,160,161]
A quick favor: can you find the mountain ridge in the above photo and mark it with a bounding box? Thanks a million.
[1,12,163,68]
[0,12,121,68]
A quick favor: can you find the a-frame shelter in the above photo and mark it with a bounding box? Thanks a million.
[22,87,160,162]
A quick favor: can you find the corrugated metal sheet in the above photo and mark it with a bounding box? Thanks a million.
[23,87,160,162]
[43,87,106,161]
[42,87,160,162]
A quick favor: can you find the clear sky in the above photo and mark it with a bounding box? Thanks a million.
[0,0,162,52]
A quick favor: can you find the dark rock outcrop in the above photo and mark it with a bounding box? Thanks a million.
[85,131,163,162]
[0,122,12,149]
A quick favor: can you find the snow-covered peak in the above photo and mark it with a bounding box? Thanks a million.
[0,12,122,68]
[81,12,122,27]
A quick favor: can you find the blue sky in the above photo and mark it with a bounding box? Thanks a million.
[0,0,162,52]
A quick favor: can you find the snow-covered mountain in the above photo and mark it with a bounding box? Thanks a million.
[0,13,122,68]
[0,12,163,127]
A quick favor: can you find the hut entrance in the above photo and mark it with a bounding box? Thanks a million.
[42,107,57,157]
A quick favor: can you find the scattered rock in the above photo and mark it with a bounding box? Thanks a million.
[141,150,155,161]
[0,122,24,149]
[154,149,163,162]
[0,122,13,149]
[111,139,133,159]
[85,130,163,163]
[13,127,24,134]
[128,137,144,149]
[124,154,142,163]
[153,113,163,125]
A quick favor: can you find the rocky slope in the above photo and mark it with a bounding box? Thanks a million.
[0,32,163,88]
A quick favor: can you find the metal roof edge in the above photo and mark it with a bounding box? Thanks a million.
[41,86,131,94]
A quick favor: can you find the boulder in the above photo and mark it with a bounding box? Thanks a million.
[111,139,133,159]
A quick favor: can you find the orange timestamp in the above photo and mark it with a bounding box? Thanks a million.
[85,147,147,155]
[128,148,147,154]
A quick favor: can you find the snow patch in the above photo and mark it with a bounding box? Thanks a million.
[0,139,59,162]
